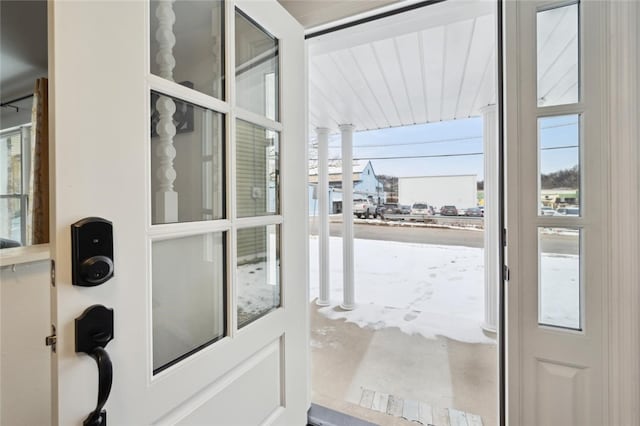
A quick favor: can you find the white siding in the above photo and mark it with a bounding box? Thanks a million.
[398,175,477,208]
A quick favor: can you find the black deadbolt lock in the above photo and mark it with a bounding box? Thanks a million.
[72,217,114,286]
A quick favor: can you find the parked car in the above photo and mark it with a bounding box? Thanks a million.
[540,206,556,216]
[465,207,484,217]
[440,205,458,216]
[353,198,377,219]
[410,203,431,215]
[556,206,580,216]
[400,205,411,214]
[381,203,402,214]
[457,207,467,216]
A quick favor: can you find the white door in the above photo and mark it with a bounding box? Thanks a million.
[505,0,607,424]
[49,1,308,424]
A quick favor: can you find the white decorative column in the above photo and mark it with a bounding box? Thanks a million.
[340,124,356,310]
[481,104,498,333]
[154,0,178,223]
[316,128,331,306]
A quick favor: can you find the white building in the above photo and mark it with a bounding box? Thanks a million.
[398,175,478,209]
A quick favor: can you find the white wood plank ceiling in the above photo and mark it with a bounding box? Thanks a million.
[306,0,578,135]
[307,1,497,133]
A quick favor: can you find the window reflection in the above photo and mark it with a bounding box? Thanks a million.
[237,225,280,328]
[152,232,226,373]
[537,3,579,106]
[235,9,279,120]
[236,119,279,217]
[150,0,225,100]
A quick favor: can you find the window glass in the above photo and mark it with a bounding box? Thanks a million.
[235,9,278,120]
[537,3,579,106]
[1,132,25,246]
[538,115,580,217]
[151,92,225,224]
[150,0,224,100]
[237,225,280,328]
[236,119,279,217]
[152,232,226,373]
[538,227,581,330]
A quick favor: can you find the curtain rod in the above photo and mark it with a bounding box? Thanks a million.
[1,94,34,108]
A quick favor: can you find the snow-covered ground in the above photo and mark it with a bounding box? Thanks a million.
[236,235,579,343]
[308,236,579,344]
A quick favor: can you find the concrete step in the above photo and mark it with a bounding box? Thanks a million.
[359,388,483,426]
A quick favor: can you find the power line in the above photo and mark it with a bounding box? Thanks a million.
[355,152,483,160]
[310,145,579,162]
[319,122,579,149]
[350,135,482,148]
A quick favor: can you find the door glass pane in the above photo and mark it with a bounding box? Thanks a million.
[152,232,226,374]
[538,227,581,330]
[236,119,279,218]
[537,2,579,106]
[235,9,279,120]
[538,115,580,217]
[237,225,280,328]
[150,0,224,99]
[151,92,225,225]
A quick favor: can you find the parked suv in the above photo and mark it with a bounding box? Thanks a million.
[381,203,403,214]
[410,203,431,215]
[440,205,458,216]
[353,198,377,219]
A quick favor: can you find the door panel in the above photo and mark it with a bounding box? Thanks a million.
[505,1,607,424]
[50,1,307,424]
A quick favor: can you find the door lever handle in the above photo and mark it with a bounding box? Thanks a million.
[75,305,114,426]
[84,347,112,426]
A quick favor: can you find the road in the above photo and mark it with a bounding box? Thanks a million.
[308,219,579,254]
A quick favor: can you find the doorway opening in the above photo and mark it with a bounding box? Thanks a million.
[304,1,500,424]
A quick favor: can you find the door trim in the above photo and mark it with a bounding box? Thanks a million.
[606,1,640,424]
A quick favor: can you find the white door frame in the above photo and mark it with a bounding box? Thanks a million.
[604,1,640,424]
[503,0,640,424]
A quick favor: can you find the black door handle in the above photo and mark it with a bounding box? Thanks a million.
[75,305,114,426]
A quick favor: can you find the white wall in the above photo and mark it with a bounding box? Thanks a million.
[398,175,478,208]
[0,259,51,426]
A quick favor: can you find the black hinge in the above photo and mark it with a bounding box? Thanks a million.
[45,324,57,353]
[502,228,507,247]
[503,265,510,281]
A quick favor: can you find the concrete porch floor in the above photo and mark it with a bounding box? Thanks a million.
[310,302,498,426]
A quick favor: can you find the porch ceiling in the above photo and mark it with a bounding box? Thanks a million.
[306,1,497,134]
[304,0,578,136]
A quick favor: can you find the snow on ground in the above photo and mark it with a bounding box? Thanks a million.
[309,236,579,344]
[236,235,579,343]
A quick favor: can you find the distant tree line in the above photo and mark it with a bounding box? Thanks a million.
[540,165,579,189]
[476,165,579,191]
